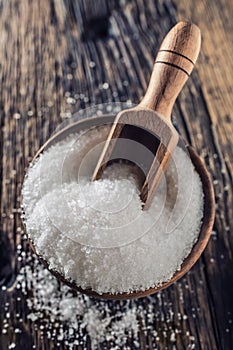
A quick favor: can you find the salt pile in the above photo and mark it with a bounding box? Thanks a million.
[22,125,204,294]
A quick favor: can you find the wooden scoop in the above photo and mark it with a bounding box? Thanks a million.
[92,21,201,209]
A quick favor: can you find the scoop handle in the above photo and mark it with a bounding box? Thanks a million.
[138,21,201,121]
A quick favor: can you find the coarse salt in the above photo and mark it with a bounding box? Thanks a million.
[22,124,204,294]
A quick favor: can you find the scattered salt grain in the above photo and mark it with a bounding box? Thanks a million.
[89,61,96,68]
[22,125,203,294]
[27,110,33,117]
[67,73,73,80]
[14,328,22,334]
[13,113,21,120]
[102,82,109,90]
[170,331,176,342]
[47,100,54,108]
[66,97,76,105]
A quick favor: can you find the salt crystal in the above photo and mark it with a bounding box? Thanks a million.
[67,73,73,80]
[170,332,176,342]
[89,61,96,68]
[14,328,21,334]
[27,110,33,116]
[22,125,203,294]
[47,101,54,108]
[13,113,21,120]
[102,82,109,90]
[66,97,76,105]
[27,313,38,322]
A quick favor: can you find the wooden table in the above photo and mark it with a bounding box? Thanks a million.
[0,0,232,349]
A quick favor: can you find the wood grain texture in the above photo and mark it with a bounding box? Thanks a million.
[174,1,233,349]
[0,0,232,349]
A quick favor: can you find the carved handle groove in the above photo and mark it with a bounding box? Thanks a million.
[138,21,201,120]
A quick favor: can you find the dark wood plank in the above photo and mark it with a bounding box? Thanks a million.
[174,1,233,349]
[0,0,232,349]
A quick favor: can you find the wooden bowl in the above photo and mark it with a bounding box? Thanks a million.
[26,114,215,300]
